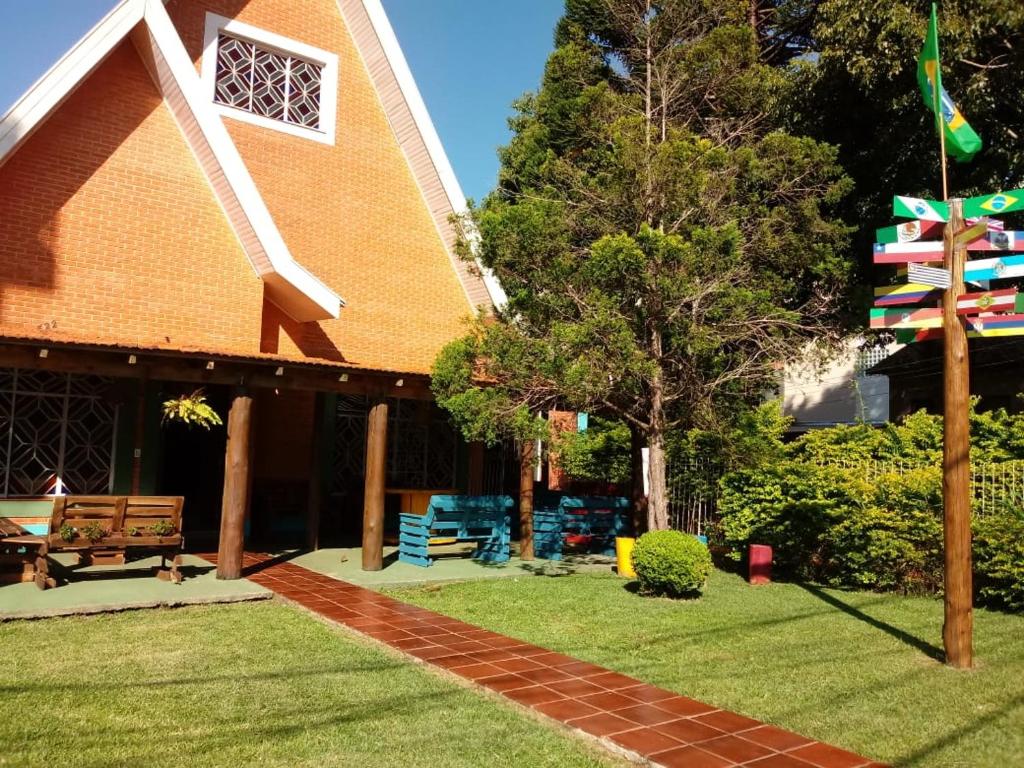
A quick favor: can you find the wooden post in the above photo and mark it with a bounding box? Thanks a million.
[468,441,485,494]
[361,398,388,571]
[942,198,973,669]
[217,389,253,580]
[519,440,535,560]
[130,380,146,494]
[306,393,325,551]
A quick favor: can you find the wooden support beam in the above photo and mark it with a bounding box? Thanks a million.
[0,343,433,400]
[361,398,388,571]
[519,440,535,560]
[306,394,326,551]
[217,389,253,580]
[942,199,974,668]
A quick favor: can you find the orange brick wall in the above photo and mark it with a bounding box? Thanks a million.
[168,0,477,374]
[0,41,265,354]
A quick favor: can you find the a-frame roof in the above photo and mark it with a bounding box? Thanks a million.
[0,0,506,326]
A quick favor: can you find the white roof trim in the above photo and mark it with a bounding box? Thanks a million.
[350,0,508,310]
[0,0,342,323]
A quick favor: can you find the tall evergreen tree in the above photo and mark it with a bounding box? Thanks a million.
[432,0,853,530]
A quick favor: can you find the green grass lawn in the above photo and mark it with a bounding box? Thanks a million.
[0,602,616,768]
[387,568,1024,768]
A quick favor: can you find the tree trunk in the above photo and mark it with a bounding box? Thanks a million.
[647,429,669,531]
[630,426,648,535]
[519,440,535,560]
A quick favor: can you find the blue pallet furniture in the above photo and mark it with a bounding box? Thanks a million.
[533,496,631,561]
[398,495,513,567]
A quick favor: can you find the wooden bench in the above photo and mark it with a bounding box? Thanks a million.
[0,498,61,584]
[399,495,513,567]
[3,495,185,590]
[534,496,631,561]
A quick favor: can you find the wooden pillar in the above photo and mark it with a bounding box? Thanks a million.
[306,393,326,551]
[217,389,253,580]
[468,441,485,494]
[130,380,146,494]
[519,440,535,560]
[361,398,388,571]
[942,198,973,668]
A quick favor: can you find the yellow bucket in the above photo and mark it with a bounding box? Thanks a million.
[615,536,636,578]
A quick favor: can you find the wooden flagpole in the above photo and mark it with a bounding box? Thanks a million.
[933,6,972,668]
[941,199,973,669]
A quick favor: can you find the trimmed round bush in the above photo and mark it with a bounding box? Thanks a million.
[631,530,712,597]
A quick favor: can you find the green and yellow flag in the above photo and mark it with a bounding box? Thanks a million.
[917,4,982,162]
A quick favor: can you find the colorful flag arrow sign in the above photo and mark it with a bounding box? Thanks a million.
[908,263,952,289]
[964,254,1024,283]
[956,288,1017,315]
[953,219,991,247]
[870,307,943,329]
[874,283,942,307]
[873,232,1023,264]
[893,196,949,222]
[963,189,1024,218]
[875,219,943,245]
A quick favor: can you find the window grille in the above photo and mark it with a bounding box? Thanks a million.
[214,34,323,129]
[330,397,458,493]
[0,370,118,496]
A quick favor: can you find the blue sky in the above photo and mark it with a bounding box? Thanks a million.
[0,0,562,202]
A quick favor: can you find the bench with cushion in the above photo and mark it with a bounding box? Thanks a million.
[534,496,631,561]
[0,498,61,584]
[2,495,185,589]
[399,495,513,567]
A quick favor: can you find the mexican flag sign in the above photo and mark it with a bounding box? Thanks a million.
[918,3,982,162]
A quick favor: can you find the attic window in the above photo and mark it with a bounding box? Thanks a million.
[214,35,322,128]
[202,14,338,144]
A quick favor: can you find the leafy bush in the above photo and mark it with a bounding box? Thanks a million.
[973,509,1024,611]
[631,530,712,597]
[162,389,223,430]
[718,460,1021,606]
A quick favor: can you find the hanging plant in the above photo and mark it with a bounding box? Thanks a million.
[161,388,223,430]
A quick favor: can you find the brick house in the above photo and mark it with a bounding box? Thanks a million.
[0,0,513,575]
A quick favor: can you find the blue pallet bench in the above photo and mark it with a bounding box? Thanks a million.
[534,496,631,561]
[398,495,513,567]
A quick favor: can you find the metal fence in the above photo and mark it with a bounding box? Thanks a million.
[665,456,1024,532]
[666,457,723,535]
[812,458,1024,517]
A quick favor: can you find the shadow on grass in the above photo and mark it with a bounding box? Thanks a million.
[797,583,945,662]
[893,691,1024,767]
[0,659,407,695]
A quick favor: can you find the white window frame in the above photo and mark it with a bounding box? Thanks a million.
[201,13,338,145]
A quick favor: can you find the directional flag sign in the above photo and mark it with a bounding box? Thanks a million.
[956,288,1017,315]
[873,234,1023,263]
[870,307,943,329]
[964,254,1024,283]
[876,219,943,245]
[908,262,952,289]
[966,216,1004,232]
[963,188,1024,218]
[967,313,1024,336]
[893,196,949,222]
[874,282,942,307]
[953,219,991,247]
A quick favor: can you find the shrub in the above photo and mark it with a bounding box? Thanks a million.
[631,530,712,598]
[973,509,1024,612]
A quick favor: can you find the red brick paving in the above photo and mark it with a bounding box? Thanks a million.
[206,553,883,768]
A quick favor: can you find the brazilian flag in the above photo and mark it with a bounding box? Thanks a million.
[917,3,982,162]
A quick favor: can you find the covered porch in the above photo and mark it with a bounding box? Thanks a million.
[0,339,540,589]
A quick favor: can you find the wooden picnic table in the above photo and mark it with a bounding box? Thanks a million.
[0,518,25,537]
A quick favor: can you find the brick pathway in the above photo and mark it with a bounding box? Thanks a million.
[208,553,882,768]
